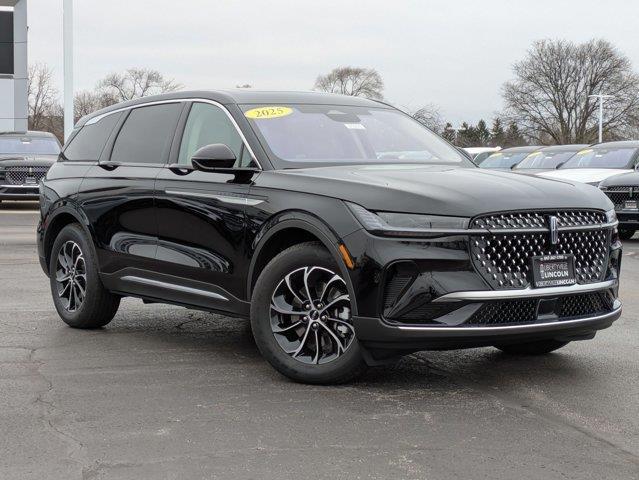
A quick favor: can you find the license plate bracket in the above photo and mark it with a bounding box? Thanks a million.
[531,254,576,288]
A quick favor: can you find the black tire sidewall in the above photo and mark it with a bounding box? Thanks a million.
[250,243,365,384]
[49,223,111,328]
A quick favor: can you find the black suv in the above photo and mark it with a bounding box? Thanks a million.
[0,131,61,201]
[37,91,622,383]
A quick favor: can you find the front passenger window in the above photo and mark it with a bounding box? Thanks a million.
[178,103,253,167]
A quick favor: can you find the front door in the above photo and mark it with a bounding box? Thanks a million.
[154,101,258,314]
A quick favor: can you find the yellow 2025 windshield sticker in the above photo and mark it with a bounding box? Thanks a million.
[245,106,293,119]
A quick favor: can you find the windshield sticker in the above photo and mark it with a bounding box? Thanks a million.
[577,149,593,155]
[245,106,293,119]
[344,123,366,130]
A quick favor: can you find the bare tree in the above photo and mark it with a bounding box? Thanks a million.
[412,104,444,133]
[314,66,384,100]
[74,90,118,123]
[27,63,60,131]
[503,39,639,144]
[97,68,182,102]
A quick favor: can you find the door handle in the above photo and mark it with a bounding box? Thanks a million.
[167,163,195,176]
[98,161,121,171]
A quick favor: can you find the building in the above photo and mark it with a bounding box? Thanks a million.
[0,0,27,132]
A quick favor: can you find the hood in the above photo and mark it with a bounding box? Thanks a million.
[0,155,57,167]
[538,168,632,184]
[600,171,639,188]
[256,164,613,217]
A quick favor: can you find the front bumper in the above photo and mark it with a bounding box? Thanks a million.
[0,184,40,200]
[342,222,622,351]
[354,301,621,351]
[617,210,639,229]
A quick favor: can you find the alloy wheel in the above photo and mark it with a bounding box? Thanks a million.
[55,240,87,312]
[270,266,355,365]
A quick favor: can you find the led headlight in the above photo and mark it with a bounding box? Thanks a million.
[605,208,617,224]
[346,202,469,238]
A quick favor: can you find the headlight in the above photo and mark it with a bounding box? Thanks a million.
[605,208,617,224]
[586,181,601,187]
[347,202,469,238]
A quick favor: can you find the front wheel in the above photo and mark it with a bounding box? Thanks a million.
[250,242,367,384]
[495,339,569,355]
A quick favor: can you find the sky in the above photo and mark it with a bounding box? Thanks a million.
[16,0,639,126]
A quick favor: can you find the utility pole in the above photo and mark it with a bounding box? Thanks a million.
[588,94,614,144]
[63,0,73,141]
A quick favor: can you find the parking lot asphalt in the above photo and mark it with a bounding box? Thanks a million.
[1,201,638,480]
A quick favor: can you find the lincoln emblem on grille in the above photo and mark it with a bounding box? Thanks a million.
[28,167,33,176]
[548,215,559,245]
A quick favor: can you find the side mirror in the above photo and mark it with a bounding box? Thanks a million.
[191,144,237,171]
[190,143,258,182]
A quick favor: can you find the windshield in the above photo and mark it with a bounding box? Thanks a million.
[514,151,578,170]
[480,152,529,169]
[242,104,472,167]
[560,147,637,169]
[0,136,61,155]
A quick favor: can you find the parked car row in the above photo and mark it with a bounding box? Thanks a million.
[477,140,639,239]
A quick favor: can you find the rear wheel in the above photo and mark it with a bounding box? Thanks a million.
[250,242,366,384]
[495,339,569,355]
[49,224,120,328]
[619,228,636,240]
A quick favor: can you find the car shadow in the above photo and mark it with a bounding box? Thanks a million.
[50,303,596,392]
[0,200,39,211]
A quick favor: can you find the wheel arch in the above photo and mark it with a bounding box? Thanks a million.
[42,206,94,275]
[247,212,359,316]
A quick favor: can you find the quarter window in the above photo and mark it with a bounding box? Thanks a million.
[177,102,253,167]
[110,103,182,165]
[63,112,122,161]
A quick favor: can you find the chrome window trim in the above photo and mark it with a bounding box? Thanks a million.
[85,98,262,170]
[432,279,617,303]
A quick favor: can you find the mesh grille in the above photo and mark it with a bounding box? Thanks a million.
[383,274,412,309]
[470,210,610,290]
[601,186,638,209]
[467,292,613,326]
[4,166,49,185]
[466,299,537,325]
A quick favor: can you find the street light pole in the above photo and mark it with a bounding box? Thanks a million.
[588,94,614,144]
[63,0,73,142]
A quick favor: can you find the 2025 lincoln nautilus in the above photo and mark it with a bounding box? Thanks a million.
[37,90,622,383]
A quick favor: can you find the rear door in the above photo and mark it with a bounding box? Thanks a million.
[154,101,258,313]
[78,102,184,284]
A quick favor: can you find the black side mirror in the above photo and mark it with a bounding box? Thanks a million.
[190,143,258,182]
[191,144,237,171]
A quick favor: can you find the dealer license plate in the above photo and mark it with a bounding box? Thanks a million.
[531,254,576,288]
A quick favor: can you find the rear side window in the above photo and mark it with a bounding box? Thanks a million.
[110,103,182,165]
[63,112,122,161]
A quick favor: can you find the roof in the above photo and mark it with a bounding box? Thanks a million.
[537,144,589,152]
[591,140,639,149]
[76,90,392,128]
[499,146,543,153]
[0,130,59,138]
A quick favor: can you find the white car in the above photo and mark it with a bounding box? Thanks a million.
[538,141,639,186]
[463,146,501,164]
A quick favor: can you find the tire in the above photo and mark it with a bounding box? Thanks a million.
[619,228,636,240]
[49,223,120,329]
[250,242,367,384]
[495,339,569,355]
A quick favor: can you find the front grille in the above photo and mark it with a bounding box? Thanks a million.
[467,292,614,326]
[4,166,49,185]
[470,210,610,290]
[601,186,638,209]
